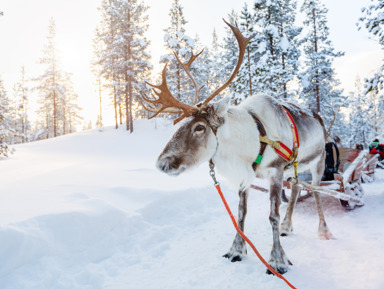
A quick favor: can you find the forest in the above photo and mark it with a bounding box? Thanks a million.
[1,0,384,158]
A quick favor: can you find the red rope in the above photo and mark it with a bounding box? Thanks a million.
[215,184,297,289]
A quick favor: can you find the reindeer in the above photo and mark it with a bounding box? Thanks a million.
[142,20,334,274]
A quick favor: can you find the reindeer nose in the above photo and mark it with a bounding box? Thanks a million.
[157,156,182,174]
[157,158,170,172]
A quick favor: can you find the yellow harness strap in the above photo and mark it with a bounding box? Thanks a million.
[258,106,300,179]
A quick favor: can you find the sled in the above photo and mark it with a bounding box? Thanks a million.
[281,147,371,210]
[362,153,379,183]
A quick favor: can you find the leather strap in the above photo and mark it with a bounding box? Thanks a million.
[250,105,300,171]
[249,112,268,171]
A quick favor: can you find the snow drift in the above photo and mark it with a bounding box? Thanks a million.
[1,119,384,289]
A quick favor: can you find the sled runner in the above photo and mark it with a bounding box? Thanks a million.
[280,147,378,210]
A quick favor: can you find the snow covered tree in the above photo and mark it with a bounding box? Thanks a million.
[95,0,152,132]
[60,73,83,134]
[250,0,301,100]
[207,29,225,95]
[0,77,14,158]
[160,0,197,105]
[11,66,31,143]
[221,10,240,100]
[34,18,63,138]
[358,0,384,136]
[190,35,212,102]
[92,26,105,130]
[299,0,344,121]
[93,4,121,129]
[347,77,373,146]
[232,3,258,101]
[366,89,384,137]
[116,0,151,132]
[35,18,82,138]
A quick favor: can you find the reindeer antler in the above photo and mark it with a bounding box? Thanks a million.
[141,19,255,124]
[202,19,256,106]
[142,64,198,124]
[173,49,205,105]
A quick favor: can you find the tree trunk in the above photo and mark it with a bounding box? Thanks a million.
[125,79,129,131]
[113,85,118,129]
[129,77,133,133]
[119,103,122,125]
[98,76,103,128]
[313,8,320,113]
[247,46,253,96]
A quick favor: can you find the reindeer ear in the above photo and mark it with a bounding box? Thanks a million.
[213,97,230,117]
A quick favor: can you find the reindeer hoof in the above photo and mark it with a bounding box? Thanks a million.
[266,266,288,275]
[223,253,242,262]
[231,255,242,262]
[266,259,292,275]
[279,221,293,237]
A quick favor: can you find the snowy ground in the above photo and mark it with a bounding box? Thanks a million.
[1,119,384,289]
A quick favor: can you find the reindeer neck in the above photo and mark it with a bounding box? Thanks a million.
[211,107,262,189]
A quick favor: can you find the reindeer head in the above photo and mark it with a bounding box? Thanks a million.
[142,20,254,176]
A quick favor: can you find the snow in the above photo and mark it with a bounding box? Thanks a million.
[176,30,183,39]
[183,35,195,48]
[279,36,290,52]
[265,24,279,38]
[167,37,179,48]
[1,119,384,289]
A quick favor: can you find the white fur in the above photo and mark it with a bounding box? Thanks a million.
[210,94,325,189]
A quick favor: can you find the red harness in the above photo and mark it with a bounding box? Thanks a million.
[259,106,300,164]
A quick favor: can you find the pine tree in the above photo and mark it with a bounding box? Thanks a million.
[358,0,384,136]
[35,18,82,138]
[95,0,122,129]
[95,0,152,132]
[221,10,240,100]
[367,90,384,137]
[116,0,152,132]
[251,0,301,100]
[208,29,224,95]
[232,3,257,101]
[11,66,31,143]
[0,77,14,158]
[61,73,83,134]
[299,0,344,120]
[190,35,211,102]
[348,77,372,146]
[35,18,64,138]
[92,26,105,130]
[160,0,197,105]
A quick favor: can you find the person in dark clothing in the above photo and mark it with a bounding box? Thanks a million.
[322,141,340,181]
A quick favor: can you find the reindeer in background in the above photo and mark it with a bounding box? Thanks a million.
[142,20,333,274]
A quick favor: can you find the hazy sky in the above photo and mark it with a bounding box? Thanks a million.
[0,0,382,125]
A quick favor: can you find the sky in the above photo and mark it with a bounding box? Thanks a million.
[0,0,383,126]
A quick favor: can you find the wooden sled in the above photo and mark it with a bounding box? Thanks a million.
[281,147,373,210]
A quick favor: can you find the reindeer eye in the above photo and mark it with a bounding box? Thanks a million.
[194,124,206,133]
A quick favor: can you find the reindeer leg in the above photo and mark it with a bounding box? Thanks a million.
[267,172,292,274]
[279,183,301,236]
[223,188,248,262]
[312,159,335,240]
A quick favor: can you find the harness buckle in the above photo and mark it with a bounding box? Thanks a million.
[272,141,280,149]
